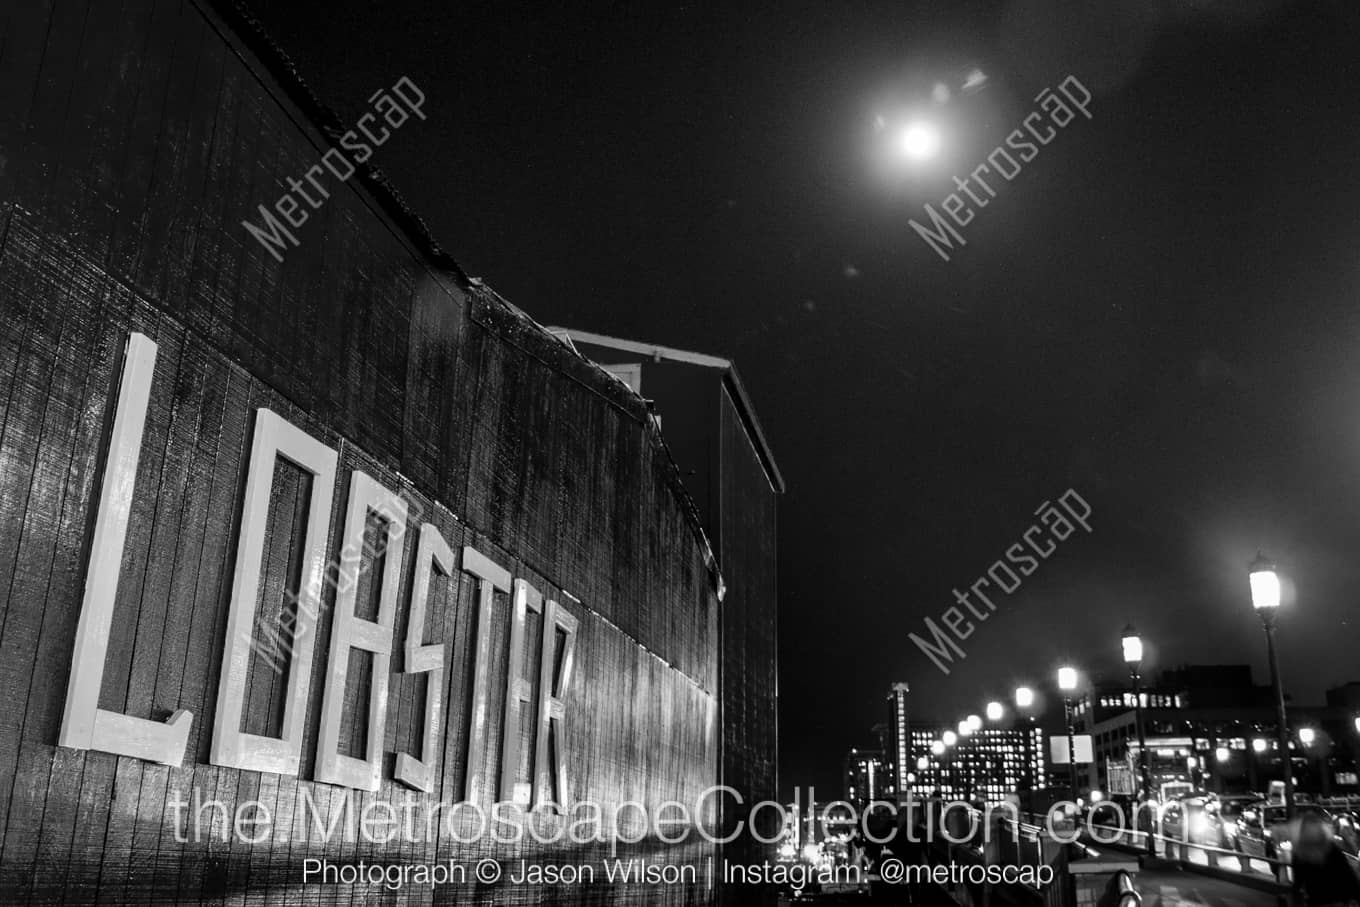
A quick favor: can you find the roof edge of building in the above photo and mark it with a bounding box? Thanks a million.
[475,298,727,604]
[197,0,729,602]
[546,327,787,495]
[203,0,471,286]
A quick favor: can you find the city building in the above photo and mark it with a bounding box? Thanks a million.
[781,801,859,866]
[1326,682,1360,711]
[907,723,1046,803]
[0,2,779,903]
[1075,666,1360,798]
[843,747,891,804]
[1070,664,1269,729]
[547,329,785,866]
[887,682,912,795]
[879,682,1044,803]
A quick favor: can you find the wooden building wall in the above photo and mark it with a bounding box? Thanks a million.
[0,0,721,903]
[555,340,783,897]
[717,385,780,863]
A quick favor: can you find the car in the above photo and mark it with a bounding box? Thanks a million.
[1235,802,1291,860]
[1235,802,1337,862]
[1329,808,1360,858]
[1211,794,1261,848]
[1160,796,1236,848]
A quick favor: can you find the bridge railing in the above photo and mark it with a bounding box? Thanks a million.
[900,801,1299,907]
[909,803,1096,907]
[1084,821,1294,888]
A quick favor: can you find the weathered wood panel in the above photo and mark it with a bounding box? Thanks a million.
[0,0,726,902]
[719,384,781,867]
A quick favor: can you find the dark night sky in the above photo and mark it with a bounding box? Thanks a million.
[244,0,1360,795]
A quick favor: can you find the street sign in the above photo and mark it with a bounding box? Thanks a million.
[1050,735,1094,765]
[1107,759,1136,796]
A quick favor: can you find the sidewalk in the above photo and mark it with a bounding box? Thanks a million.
[1131,866,1283,907]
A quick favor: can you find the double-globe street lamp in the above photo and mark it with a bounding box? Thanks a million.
[1121,625,1155,855]
[1250,552,1294,819]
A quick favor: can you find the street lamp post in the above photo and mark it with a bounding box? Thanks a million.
[1015,687,1036,808]
[1250,552,1294,819]
[1299,727,1321,796]
[1249,738,1266,792]
[1122,625,1154,856]
[943,731,958,799]
[958,719,975,799]
[1058,666,1079,798]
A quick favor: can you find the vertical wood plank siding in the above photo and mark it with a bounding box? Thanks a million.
[0,1,725,903]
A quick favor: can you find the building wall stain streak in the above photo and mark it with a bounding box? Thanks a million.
[0,1,754,903]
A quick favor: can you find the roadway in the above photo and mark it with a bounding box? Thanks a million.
[1126,865,1282,907]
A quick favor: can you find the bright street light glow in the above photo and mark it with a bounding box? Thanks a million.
[942,731,957,747]
[1215,746,1230,763]
[898,121,940,161]
[1121,625,1143,664]
[917,755,929,769]
[1249,553,1280,610]
[986,701,1004,721]
[1058,666,1078,691]
[1299,727,1316,746]
[1250,570,1280,609]
[967,714,982,732]
[932,740,946,755]
[1252,738,1268,753]
[1015,687,1035,709]
[958,720,972,737]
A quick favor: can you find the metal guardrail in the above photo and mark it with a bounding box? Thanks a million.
[1085,822,1294,888]
[916,806,1353,907]
[909,803,1076,897]
[900,804,1175,907]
